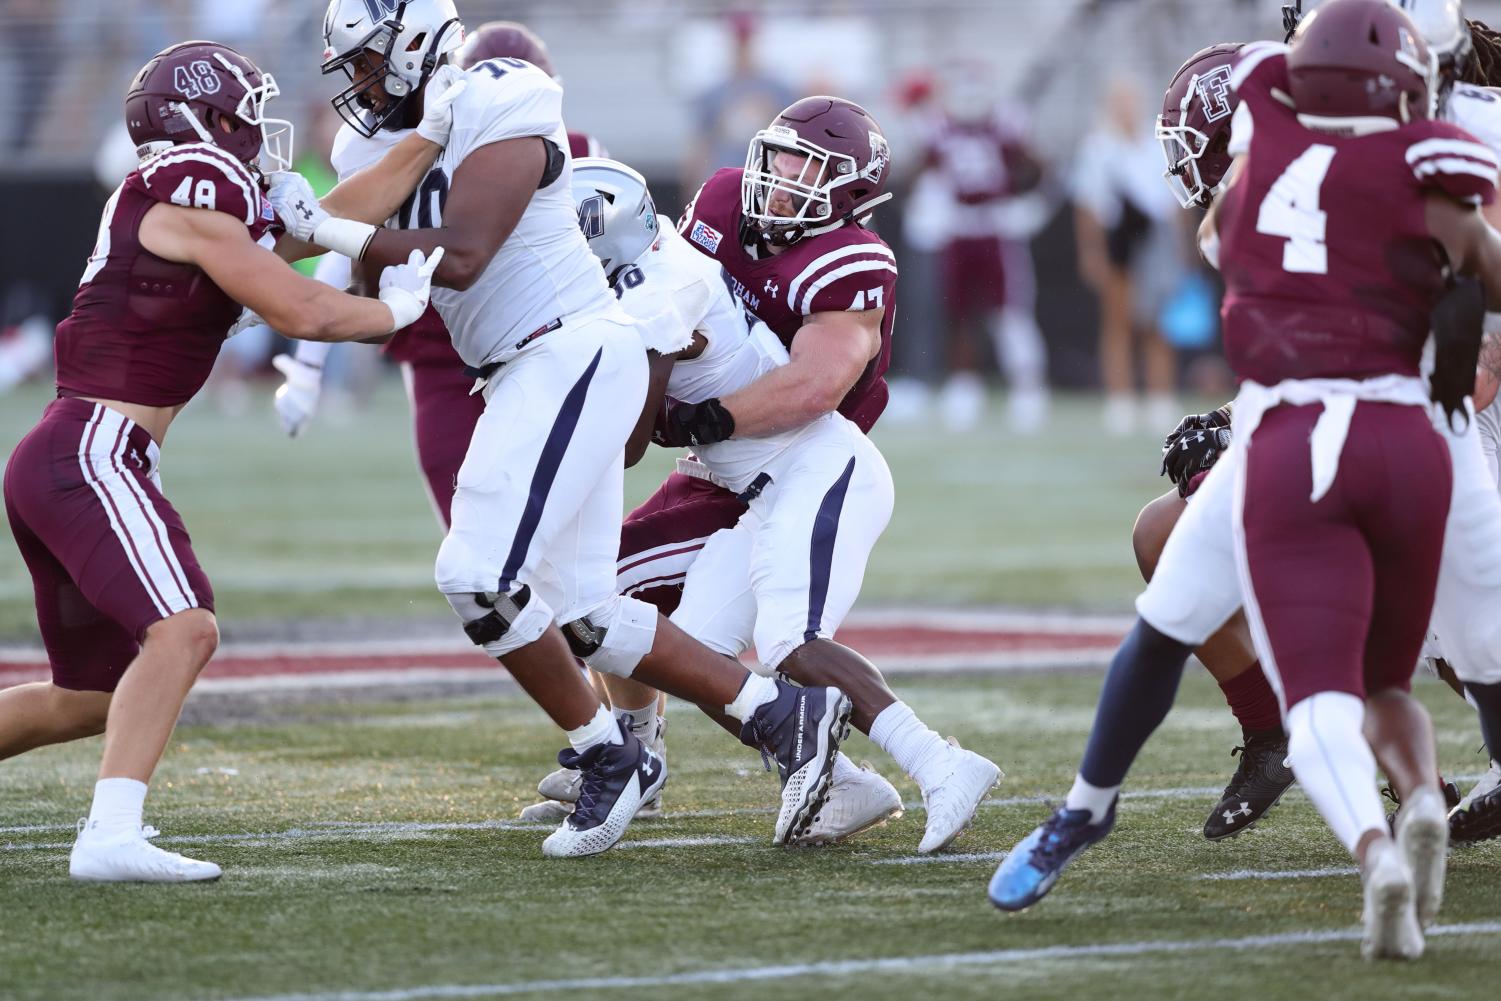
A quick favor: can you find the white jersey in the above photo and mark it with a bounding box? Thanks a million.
[614,226,850,493]
[337,60,621,367]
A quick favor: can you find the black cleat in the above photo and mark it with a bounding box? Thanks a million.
[1203,730,1295,841]
[1449,783,1501,844]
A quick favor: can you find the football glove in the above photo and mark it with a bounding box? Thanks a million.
[378,247,445,332]
[652,397,736,448]
[416,64,468,146]
[271,354,323,438]
[1160,404,1233,497]
[266,170,328,243]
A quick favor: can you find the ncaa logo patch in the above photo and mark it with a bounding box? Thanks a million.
[689,219,723,254]
[1196,64,1234,123]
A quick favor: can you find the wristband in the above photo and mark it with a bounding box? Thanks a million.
[313,217,378,261]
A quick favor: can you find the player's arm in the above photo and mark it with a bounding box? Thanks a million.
[362,136,546,290]
[323,132,443,224]
[715,309,882,437]
[138,203,428,342]
[626,353,680,467]
[1426,193,1501,303]
[1474,197,1501,411]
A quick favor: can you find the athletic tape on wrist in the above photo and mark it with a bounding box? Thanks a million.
[313,217,377,261]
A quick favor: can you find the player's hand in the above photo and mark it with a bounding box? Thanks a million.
[652,397,736,448]
[271,354,323,438]
[226,307,267,340]
[417,64,468,146]
[1160,405,1232,497]
[378,247,445,331]
[267,170,328,243]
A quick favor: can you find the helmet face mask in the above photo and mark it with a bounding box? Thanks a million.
[322,0,464,138]
[1156,119,1214,209]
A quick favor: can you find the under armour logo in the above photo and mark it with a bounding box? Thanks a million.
[1222,801,1252,823]
[764,279,780,296]
[296,200,315,221]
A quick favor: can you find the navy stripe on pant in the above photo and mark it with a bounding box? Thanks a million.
[804,456,857,643]
[498,347,604,592]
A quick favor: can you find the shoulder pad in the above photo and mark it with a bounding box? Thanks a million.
[1405,120,1499,206]
[786,233,898,316]
[138,143,260,226]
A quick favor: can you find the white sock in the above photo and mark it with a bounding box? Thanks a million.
[611,700,658,737]
[1285,691,1387,856]
[868,702,950,790]
[566,705,623,752]
[725,674,778,723]
[1064,774,1119,825]
[87,777,148,836]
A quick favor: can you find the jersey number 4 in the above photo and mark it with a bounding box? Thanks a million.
[1255,144,1335,275]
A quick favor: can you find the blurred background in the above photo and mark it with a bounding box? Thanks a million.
[4,0,1500,637]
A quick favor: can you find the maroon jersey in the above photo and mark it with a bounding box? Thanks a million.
[1217,46,1497,384]
[921,111,1039,206]
[384,131,607,368]
[54,143,277,406]
[677,168,897,432]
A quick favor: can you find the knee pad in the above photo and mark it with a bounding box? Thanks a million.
[446,584,553,658]
[561,596,658,678]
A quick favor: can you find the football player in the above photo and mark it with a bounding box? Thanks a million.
[276,0,854,855]
[604,98,1004,853]
[994,3,1501,960]
[1148,1,1501,845]
[0,40,444,881]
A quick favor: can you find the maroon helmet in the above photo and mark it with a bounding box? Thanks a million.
[1287,0,1436,133]
[454,21,556,78]
[125,40,292,172]
[1156,43,1244,209]
[741,96,893,247]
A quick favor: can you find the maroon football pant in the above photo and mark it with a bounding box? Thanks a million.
[1239,403,1450,710]
[4,398,213,692]
[403,360,486,529]
[617,470,748,614]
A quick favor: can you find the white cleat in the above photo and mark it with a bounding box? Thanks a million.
[792,757,904,846]
[1361,838,1423,961]
[69,820,222,883]
[537,767,582,804]
[1454,759,1500,813]
[918,738,1002,854]
[519,800,573,823]
[1395,785,1448,928]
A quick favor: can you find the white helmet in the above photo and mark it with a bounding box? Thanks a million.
[571,158,661,281]
[1392,0,1472,101]
[322,0,466,137]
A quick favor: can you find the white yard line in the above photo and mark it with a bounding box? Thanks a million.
[869,851,1007,866]
[1199,867,1359,881]
[209,922,1501,1001]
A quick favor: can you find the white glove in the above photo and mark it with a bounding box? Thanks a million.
[417,64,468,146]
[271,354,323,438]
[266,171,328,243]
[378,247,445,331]
[226,307,266,339]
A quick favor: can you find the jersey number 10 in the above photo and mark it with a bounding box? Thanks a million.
[1255,144,1335,275]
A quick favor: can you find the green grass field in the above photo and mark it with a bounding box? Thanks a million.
[1,670,1497,1001]
[0,379,1181,641]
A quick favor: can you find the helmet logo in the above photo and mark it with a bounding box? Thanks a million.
[362,0,403,20]
[1195,64,1234,123]
[866,131,889,183]
[577,194,606,240]
[173,61,222,100]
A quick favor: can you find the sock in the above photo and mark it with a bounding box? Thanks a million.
[1464,680,1501,762]
[1064,774,1119,825]
[1218,663,1283,736]
[869,701,950,790]
[725,674,778,723]
[87,777,148,836]
[1078,619,1194,788]
[566,705,622,752]
[1285,692,1387,856]
[611,700,658,737]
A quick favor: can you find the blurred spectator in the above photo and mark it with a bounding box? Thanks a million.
[1072,75,1187,435]
[2,0,58,150]
[679,11,793,202]
[912,62,1051,433]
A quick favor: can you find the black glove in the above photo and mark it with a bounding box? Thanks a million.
[1160,404,1233,497]
[1430,275,1486,434]
[652,397,736,448]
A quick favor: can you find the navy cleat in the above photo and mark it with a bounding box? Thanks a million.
[741,681,853,846]
[541,724,665,858]
[988,801,1116,912]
